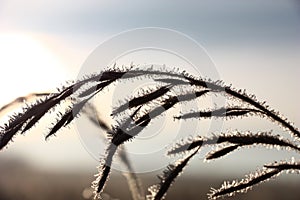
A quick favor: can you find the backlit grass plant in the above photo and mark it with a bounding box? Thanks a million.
[0,65,299,199]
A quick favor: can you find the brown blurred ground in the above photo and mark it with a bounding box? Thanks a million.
[0,158,299,200]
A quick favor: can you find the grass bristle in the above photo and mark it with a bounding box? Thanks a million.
[147,148,200,200]
[208,169,281,199]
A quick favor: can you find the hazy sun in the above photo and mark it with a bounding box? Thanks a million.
[0,33,67,104]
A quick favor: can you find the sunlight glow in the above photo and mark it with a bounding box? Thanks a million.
[0,33,67,104]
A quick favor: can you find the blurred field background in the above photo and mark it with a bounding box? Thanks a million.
[1,156,300,200]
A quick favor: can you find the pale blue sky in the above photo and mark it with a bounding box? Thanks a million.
[0,0,299,174]
[1,0,300,45]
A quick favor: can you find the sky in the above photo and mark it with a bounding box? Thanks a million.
[0,0,300,175]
